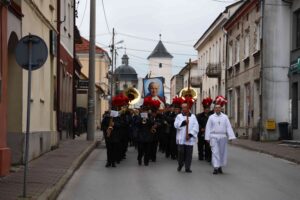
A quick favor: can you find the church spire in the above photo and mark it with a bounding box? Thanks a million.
[147,36,173,59]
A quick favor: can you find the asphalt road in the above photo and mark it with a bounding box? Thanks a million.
[58,144,300,200]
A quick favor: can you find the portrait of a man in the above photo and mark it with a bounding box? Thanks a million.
[143,77,165,109]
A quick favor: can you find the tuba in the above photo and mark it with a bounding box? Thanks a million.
[124,87,141,105]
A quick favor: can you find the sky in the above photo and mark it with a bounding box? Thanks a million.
[76,0,238,78]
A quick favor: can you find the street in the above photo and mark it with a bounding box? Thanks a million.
[58,144,300,200]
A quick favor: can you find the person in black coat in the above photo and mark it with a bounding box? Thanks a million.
[196,97,213,162]
[135,109,154,166]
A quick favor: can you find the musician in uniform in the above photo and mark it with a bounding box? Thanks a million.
[103,94,129,168]
[136,97,161,166]
[174,101,199,173]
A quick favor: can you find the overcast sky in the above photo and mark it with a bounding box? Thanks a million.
[76,0,238,78]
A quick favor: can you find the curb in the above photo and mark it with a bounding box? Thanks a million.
[231,143,300,165]
[37,140,100,200]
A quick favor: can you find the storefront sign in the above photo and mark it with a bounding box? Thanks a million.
[290,58,300,73]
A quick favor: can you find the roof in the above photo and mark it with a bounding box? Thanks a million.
[75,37,107,54]
[114,54,138,81]
[147,40,173,59]
[224,0,257,31]
[193,0,243,48]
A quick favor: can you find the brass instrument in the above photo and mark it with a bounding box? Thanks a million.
[142,118,147,124]
[124,87,141,105]
[151,123,157,134]
[107,117,114,138]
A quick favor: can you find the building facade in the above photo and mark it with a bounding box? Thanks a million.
[5,0,59,164]
[194,1,242,114]
[0,0,11,176]
[57,0,76,139]
[76,37,110,129]
[289,0,300,140]
[225,0,291,141]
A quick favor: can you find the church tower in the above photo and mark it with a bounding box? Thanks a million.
[147,35,173,103]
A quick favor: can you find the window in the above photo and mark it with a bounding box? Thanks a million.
[228,42,233,66]
[159,63,162,68]
[244,32,250,57]
[235,37,240,63]
[296,11,300,48]
[235,87,240,126]
[292,82,298,129]
[244,83,251,127]
[255,22,260,51]
[228,89,233,117]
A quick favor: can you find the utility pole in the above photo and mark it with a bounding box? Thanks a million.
[87,0,96,141]
[110,28,115,109]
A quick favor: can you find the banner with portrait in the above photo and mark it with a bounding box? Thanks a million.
[143,77,164,99]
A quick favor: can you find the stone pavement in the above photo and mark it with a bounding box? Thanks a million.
[0,132,101,200]
[231,139,300,164]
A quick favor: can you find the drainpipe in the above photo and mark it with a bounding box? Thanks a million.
[222,27,228,112]
[259,0,265,141]
[72,0,76,138]
[56,0,61,137]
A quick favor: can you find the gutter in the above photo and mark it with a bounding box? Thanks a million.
[222,27,228,109]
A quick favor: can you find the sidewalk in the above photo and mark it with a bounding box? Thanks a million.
[0,132,102,200]
[231,139,300,164]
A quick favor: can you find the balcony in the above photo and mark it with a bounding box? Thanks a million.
[206,63,221,78]
[190,76,202,88]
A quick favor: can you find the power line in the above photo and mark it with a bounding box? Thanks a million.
[126,47,197,57]
[209,0,238,3]
[101,0,111,34]
[78,0,88,28]
[117,32,193,47]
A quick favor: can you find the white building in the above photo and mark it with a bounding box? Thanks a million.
[148,39,173,104]
[193,1,242,114]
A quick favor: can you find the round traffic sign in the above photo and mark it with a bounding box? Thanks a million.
[15,34,48,71]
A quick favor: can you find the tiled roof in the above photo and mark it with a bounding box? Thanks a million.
[75,37,107,54]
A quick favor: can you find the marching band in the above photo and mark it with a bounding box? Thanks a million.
[101,87,235,174]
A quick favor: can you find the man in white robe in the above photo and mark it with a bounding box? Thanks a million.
[205,104,236,174]
[174,103,199,173]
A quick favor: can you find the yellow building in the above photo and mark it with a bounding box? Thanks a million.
[6,0,58,164]
[75,37,110,130]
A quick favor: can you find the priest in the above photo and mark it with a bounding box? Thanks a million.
[205,96,236,174]
[174,100,199,173]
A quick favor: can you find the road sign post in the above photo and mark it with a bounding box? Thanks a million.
[15,34,48,198]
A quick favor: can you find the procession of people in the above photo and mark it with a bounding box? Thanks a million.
[101,89,236,175]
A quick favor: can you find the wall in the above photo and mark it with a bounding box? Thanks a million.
[8,0,59,163]
[262,0,291,140]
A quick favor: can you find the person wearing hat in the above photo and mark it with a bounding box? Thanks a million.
[205,96,236,174]
[174,102,199,173]
[196,97,213,162]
